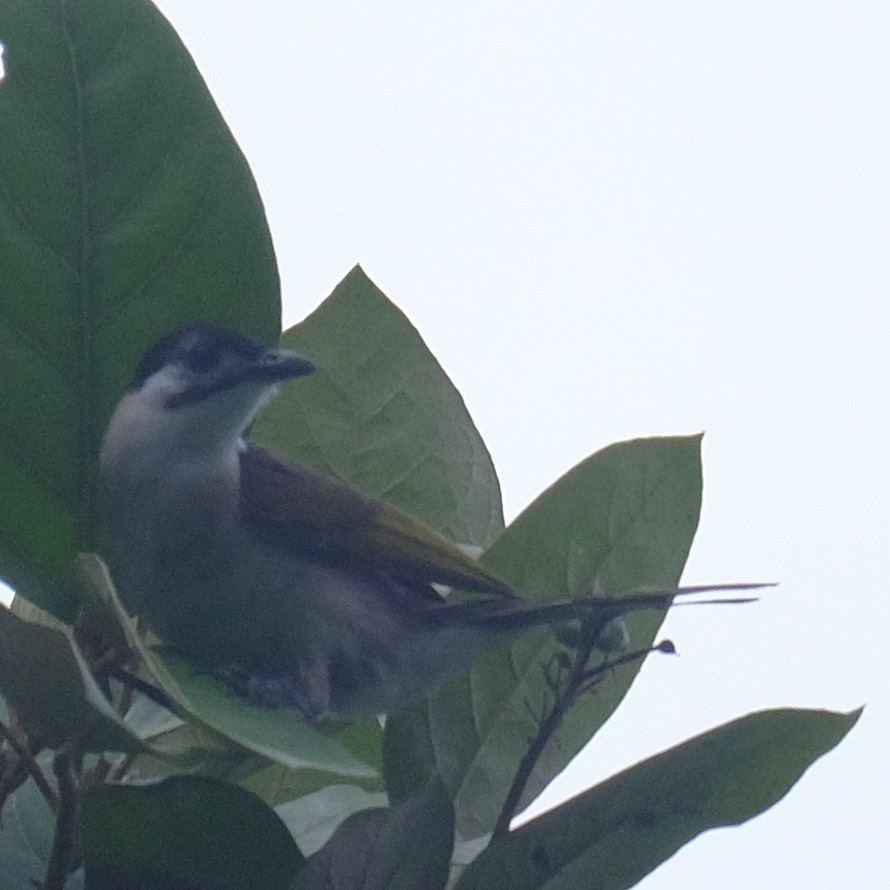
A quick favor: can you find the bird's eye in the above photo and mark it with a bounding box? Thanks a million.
[183,341,222,374]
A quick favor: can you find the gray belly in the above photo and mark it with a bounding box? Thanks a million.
[116,516,491,720]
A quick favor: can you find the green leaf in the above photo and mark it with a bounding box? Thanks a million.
[243,718,385,807]
[0,750,57,888]
[78,554,377,782]
[294,778,454,890]
[275,784,390,857]
[120,713,258,785]
[430,436,704,838]
[455,707,861,890]
[254,267,506,807]
[253,265,504,548]
[81,776,304,890]
[382,704,438,805]
[0,0,280,617]
[0,598,141,752]
[156,650,378,780]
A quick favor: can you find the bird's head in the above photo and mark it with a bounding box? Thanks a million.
[102,324,315,463]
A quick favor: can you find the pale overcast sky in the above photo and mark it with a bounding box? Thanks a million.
[15,2,890,886]
[154,2,887,886]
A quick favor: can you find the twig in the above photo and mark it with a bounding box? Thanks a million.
[492,621,598,839]
[492,630,674,839]
[0,718,59,813]
[108,668,173,711]
[42,750,80,890]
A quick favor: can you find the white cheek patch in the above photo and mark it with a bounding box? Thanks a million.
[251,383,278,416]
[139,366,189,407]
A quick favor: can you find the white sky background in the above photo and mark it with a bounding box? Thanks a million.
[92,2,890,885]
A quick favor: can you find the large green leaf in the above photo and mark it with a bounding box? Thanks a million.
[294,779,454,890]
[253,265,504,548]
[0,0,280,617]
[253,267,505,808]
[454,708,861,889]
[81,776,304,890]
[253,267,504,812]
[396,436,703,838]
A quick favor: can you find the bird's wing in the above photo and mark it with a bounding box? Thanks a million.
[239,443,515,598]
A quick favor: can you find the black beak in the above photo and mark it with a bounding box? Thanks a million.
[247,347,316,385]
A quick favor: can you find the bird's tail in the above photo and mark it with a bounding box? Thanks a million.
[440,582,768,633]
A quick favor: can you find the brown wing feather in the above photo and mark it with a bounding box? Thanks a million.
[239,444,514,597]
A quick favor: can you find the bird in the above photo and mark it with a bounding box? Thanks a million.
[99,323,759,721]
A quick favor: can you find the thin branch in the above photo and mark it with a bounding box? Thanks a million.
[42,751,80,890]
[492,623,598,839]
[0,718,59,813]
[108,668,173,711]
[493,631,675,839]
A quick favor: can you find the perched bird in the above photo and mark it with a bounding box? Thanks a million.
[100,324,756,720]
